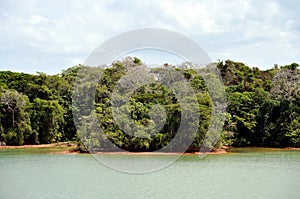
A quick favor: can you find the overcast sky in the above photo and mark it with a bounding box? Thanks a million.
[0,0,299,74]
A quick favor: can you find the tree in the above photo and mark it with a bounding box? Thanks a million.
[271,68,300,102]
[0,90,32,145]
[1,59,300,150]
[31,98,64,144]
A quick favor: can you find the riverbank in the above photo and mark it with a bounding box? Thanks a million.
[0,142,78,155]
[0,143,227,155]
[0,142,77,149]
[1,143,299,155]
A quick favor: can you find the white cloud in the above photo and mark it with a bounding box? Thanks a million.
[29,15,49,25]
[0,0,299,74]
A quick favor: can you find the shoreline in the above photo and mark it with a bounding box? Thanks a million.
[0,142,76,149]
[1,143,300,155]
[0,143,228,155]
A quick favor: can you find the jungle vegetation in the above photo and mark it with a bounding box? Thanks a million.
[0,57,299,152]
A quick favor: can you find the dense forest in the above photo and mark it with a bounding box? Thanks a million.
[0,57,300,152]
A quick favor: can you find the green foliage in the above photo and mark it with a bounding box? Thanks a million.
[0,90,31,145]
[218,60,300,147]
[0,69,75,145]
[1,58,300,151]
[31,98,64,144]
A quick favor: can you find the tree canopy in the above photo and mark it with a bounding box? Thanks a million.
[0,58,299,151]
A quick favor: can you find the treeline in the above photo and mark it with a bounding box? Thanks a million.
[0,69,77,145]
[0,58,300,150]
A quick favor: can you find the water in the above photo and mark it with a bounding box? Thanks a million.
[0,149,300,199]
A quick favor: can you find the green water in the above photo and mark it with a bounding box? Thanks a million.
[0,149,300,199]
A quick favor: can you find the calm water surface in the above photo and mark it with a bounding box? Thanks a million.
[0,148,299,199]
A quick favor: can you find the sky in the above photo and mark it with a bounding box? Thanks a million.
[0,0,299,74]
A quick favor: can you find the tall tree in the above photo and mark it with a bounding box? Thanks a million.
[31,98,64,144]
[0,90,32,145]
